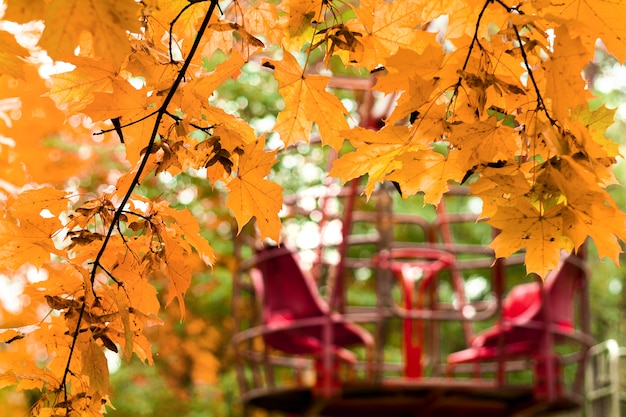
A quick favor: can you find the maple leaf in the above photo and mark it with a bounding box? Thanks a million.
[530,0,626,60]
[268,51,350,149]
[0,188,68,269]
[448,118,520,173]
[79,331,109,397]
[6,0,141,67]
[83,76,155,123]
[387,149,466,205]
[488,198,572,277]
[191,50,245,102]
[0,30,28,79]
[545,156,626,264]
[226,137,283,242]
[278,0,323,37]
[375,45,445,124]
[346,0,426,69]
[470,163,534,219]
[544,26,590,120]
[164,206,215,264]
[46,58,116,113]
[329,125,427,196]
[161,230,193,319]
[422,0,512,40]
[244,2,283,45]
[568,104,620,160]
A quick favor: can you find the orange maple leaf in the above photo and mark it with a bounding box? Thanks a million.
[375,45,444,124]
[387,149,466,205]
[162,231,193,319]
[0,187,68,269]
[268,51,350,149]
[6,0,141,67]
[0,30,28,79]
[470,163,533,219]
[46,57,116,113]
[448,118,520,173]
[488,198,572,277]
[346,0,426,69]
[545,156,626,264]
[543,26,590,120]
[329,125,427,196]
[226,137,283,242]
[529,0,626,60]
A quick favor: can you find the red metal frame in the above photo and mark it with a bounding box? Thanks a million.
[230,76,592,416]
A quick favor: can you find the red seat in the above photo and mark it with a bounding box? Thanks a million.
[447,253,588,364]
[249,245,373,364]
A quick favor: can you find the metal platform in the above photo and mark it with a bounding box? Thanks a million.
[243,379,581,417]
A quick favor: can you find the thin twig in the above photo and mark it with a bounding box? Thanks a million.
[511,23,558,126]
[451,0,494,100]
[93,110,159,135]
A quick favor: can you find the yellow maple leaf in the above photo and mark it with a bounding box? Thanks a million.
[0,30,28,79]
[226,137,282,242]
[6,0,141,67]
[244,2,283,45]
[422,0,511,40]
[382,45,444,89]
[191,50,245,102]
[470,163,533,219]
[83,76,154,123]
[448,118,520,173]
[568,104,620,160]
[387,149,466,205]
[530,0,626,60]
[544,26,591,121]
[545,156,626,264]
[346,0,426,69]
[488,198,571,277]
[46,58,115,113]
[268,51,350,149]
[329,125,426,196]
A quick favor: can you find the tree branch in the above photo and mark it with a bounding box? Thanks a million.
[59,0,221,406]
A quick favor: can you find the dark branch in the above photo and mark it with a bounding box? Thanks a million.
[60,0,221,405]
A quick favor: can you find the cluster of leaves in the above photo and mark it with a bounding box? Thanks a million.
[0,0,625,415]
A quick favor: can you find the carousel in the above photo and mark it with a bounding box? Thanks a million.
[230,82,594,417]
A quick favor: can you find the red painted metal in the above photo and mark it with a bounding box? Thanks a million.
[248,244,374,395]
[447,253,590,399]
[375,248,455,378]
